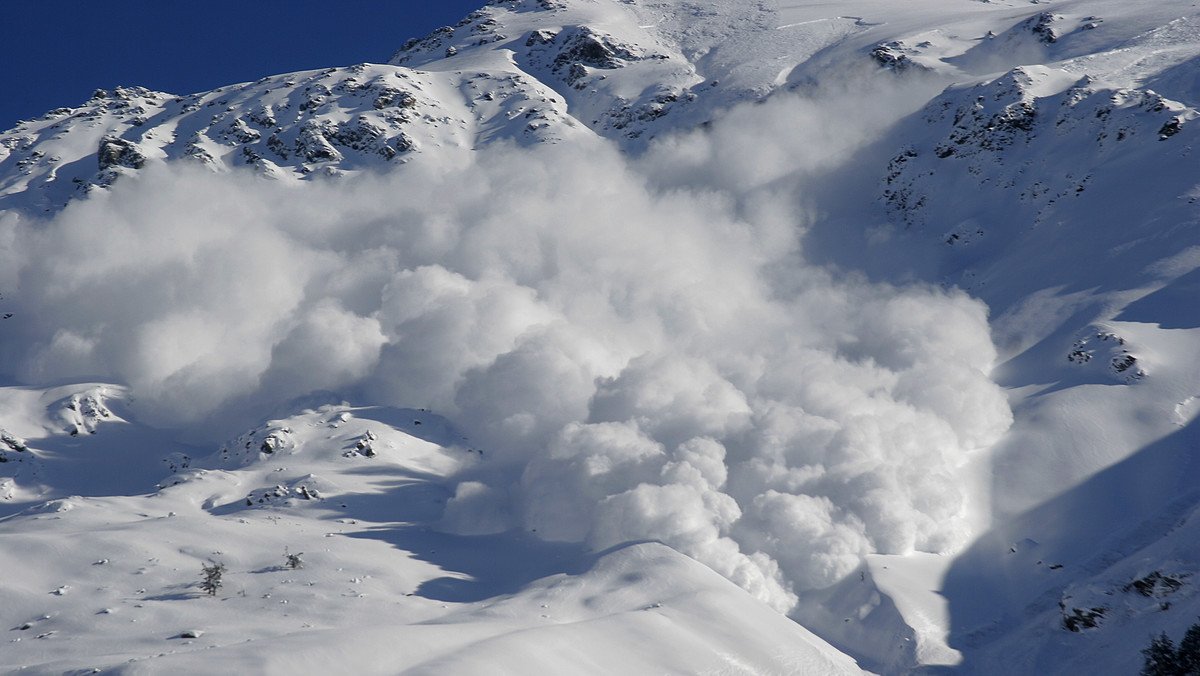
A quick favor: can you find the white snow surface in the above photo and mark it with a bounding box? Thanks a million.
[0,394,863,674]
[2,0,1200,673]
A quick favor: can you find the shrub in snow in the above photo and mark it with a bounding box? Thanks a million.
[200,562,225,596]
[284,549,303,569]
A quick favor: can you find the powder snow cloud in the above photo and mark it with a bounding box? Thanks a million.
[0,81,1011,611]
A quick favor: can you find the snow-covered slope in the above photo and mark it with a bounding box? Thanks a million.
[0,390,863,674]
[4,0,1200,674]
[0,63,585,214]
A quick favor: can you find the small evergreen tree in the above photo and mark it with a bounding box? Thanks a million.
[1142,622,1200,676]
[284,548,303,570]
[1178,624,1200,674]
[200,562,225,596]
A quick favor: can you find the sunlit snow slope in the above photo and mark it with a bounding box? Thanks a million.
[2,0,1200,674]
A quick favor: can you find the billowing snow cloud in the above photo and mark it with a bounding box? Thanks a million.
[0,84,1011,611]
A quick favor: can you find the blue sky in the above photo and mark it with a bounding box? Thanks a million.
[1,1,485,131]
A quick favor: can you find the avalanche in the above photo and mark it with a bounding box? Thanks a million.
[2,1,1200,674]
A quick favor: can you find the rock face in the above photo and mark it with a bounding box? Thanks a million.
[870,42,929,73]
[97,136,146,171]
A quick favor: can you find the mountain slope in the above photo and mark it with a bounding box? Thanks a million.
[3,0,1200,674]
[0,389,864,674]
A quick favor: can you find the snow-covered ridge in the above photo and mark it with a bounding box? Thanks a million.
[0,62,585,213]
[9,0,1145,214]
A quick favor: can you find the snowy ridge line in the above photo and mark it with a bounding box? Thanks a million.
[2,0,1127,214]
[0,62,584,214]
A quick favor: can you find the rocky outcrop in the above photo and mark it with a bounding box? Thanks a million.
[882,66,1197,228]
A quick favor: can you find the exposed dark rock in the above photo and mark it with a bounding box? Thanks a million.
[1022,12,1063,44]
[1159,116,1183,139]
[97,137,146,170]
[870,42,927,73]
[1061,603,1107,632]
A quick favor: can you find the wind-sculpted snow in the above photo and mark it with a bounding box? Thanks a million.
[0,84,1011,609]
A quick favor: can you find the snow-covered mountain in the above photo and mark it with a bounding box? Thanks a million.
[3,0,1200,673]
